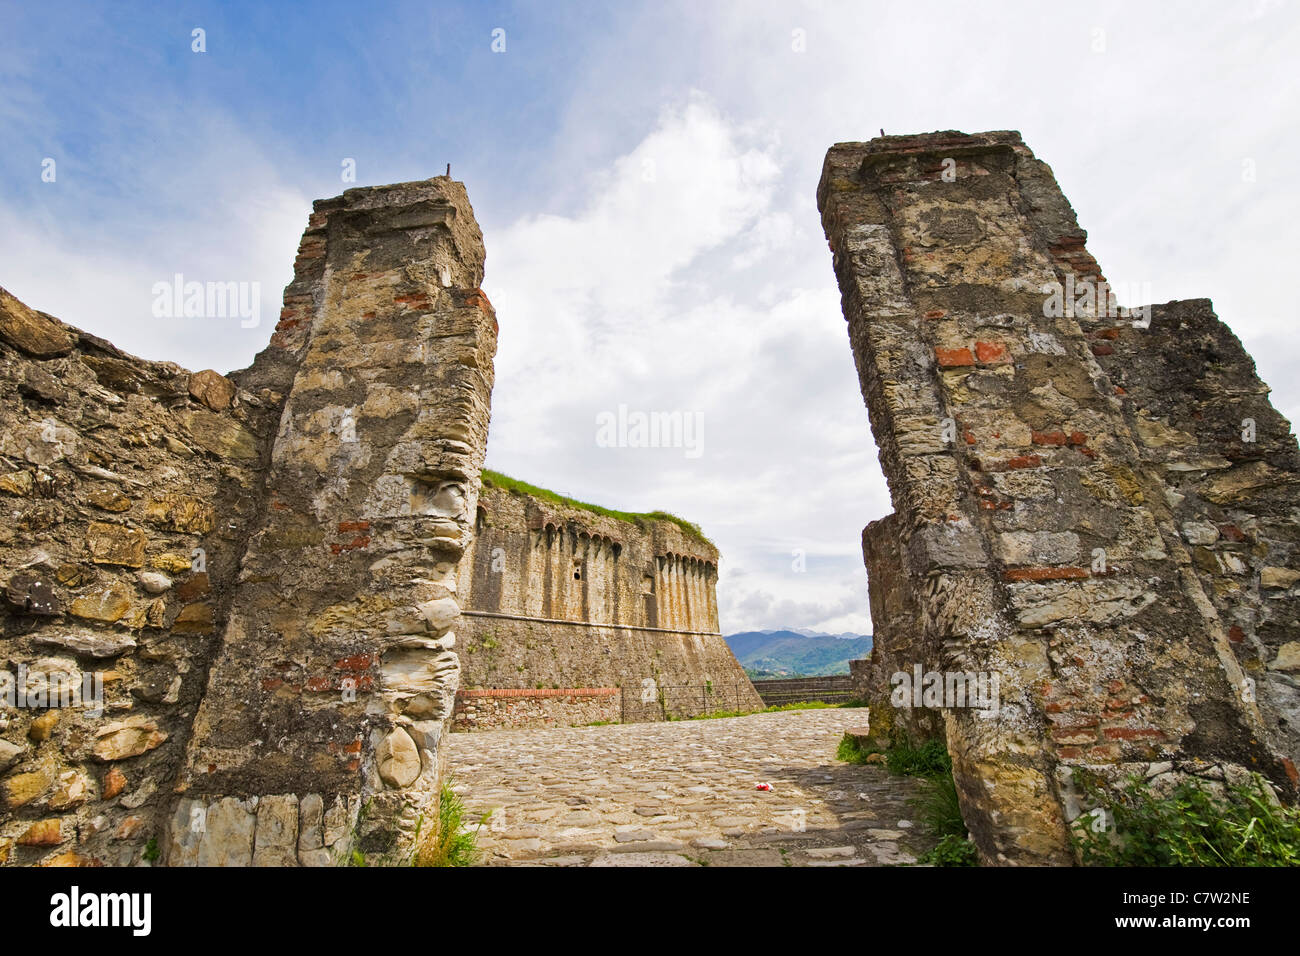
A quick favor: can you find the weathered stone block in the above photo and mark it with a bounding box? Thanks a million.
[253,794,299,866]
[187,369,236,411]
[821,130,1298,864]
[86,522,147,567]
[92,717,167,761]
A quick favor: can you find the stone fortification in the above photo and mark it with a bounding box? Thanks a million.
[819,130,1299,863]
[456,479,760,719]
[0,175,498,866]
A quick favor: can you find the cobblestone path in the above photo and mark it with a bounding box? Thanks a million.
[445,709,936,866]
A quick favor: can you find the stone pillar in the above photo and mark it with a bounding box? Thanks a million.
[819,131,1294,864]
[706,564,720,633]
[166,177,498,865]
[683,559,695,631]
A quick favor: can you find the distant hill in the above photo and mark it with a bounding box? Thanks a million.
[725,629,872,679]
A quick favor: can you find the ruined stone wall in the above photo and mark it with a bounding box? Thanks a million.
[1089,300,1300,770]
[170,178,497,865]
[456,482,760,718]
[0,175,498,866]
[0,286,279,866]
[818,130,1298,864]
[859,513,942,748]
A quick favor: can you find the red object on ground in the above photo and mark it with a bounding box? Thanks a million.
[756,782,772,791]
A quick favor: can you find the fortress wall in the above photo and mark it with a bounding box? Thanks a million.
[455,482,761,718]
[1088,300,1300,770]
[0,175,498,867]
[169,178,498,865]
[0,286,280,867]
[818,130,1298,863]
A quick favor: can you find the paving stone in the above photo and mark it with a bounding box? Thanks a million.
[806,858,868,867]
[804,845,857,858]
[589,851,696,867]
[701,848,785,867]
[613,828,656,843]
[445,709,934,867]
[609,840,685,853]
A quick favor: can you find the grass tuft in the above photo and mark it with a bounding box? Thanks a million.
[481,469,713,546]
[411,781,486,867]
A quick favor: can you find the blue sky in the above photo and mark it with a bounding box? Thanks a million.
[3,1,1298,634]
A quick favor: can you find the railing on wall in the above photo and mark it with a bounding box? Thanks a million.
[750,675,856,707]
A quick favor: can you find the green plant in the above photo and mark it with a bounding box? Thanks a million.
[142,837,160,862]
[918,832,979,867]
[836,733,876,764]
[837,733,977,865]
[1072,773,1300,866]
[481,469,714,546]
[912,767,965,834]
[682,700,844,722]
[412,781,486,867]
[834,733,950,777]
[909,770,977,866]
[765,700,834,712]
[885,739,952,778]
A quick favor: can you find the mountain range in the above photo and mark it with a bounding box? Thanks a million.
[724,629,873,679]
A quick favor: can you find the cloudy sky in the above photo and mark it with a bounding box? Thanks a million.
[2,1,1297,635]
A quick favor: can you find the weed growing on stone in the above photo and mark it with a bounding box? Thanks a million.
[910,774,978,867]
[1072,773,1300,866]
[918,832,979,867]
[834,732,951,776]
[835,733,873,764]
[412,782,486,867]
[884,739,951,777]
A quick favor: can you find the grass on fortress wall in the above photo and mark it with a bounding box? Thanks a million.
[481,469,714,546]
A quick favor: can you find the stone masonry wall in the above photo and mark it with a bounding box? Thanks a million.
[1088,300,1300,772]
[456,482,761,719]
[818,130,1298,864]
[451,687,618,731]
[0,286,277,867]
[169,178,497,865]
[858,513,943,749]
[0,174,498,867]
[750,675,855,706]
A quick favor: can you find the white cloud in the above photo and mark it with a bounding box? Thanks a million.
[10,1,1298,639]
[482,93,881,635]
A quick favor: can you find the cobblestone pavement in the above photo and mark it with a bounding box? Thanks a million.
[445,709,936,867]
